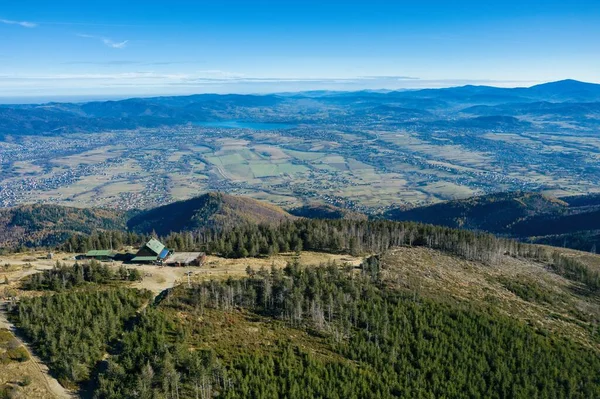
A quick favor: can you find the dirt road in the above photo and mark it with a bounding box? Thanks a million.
[0,302,75,399]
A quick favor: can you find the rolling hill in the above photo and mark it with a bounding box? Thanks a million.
[0,204,126,249]
[127,192,294,235]
[3,191,600,254]
[383,191,600,252]
[383,192,567,232]
[289,203,368,220]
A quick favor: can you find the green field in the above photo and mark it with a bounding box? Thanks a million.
[249,162,278,178]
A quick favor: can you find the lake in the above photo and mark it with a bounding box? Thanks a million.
[194,120,295,130]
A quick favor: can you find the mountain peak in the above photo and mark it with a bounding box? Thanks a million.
[530,79,600,90]
[127,192,294,235]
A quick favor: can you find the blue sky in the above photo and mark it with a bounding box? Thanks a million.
[1,0,600,98]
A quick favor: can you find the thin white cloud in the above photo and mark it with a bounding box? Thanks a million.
[195,70,246,79]
[0,18,37,28]
[77,33,128,49]
[0,72,542,87]
[103,38,128,49]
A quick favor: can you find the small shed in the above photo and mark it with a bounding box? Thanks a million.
[165,252,206,267]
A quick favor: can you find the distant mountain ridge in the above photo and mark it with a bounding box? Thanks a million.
[2,79,600,138]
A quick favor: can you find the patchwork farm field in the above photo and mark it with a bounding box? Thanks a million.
[2,101,600,213]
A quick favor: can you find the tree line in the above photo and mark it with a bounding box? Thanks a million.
[24,260,142,291]
[10,255,600,397]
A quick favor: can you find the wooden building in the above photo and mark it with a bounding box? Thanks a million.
[165,252,206,267]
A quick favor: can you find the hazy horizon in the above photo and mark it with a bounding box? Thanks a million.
[0,77,550,103]
[0,78,597,105]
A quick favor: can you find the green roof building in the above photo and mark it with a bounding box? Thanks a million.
[84,250,116,260]
[131,238,171,264]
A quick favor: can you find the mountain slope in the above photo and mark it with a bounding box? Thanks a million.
[94,246,600,398]
[527,79,600,101]
[383,191,600,252]
[127,192,294,235]
[383,192,567,233]
[9,210,600,397]
[0,204,126,248]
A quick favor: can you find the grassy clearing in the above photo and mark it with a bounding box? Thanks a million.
[197,251,364,282]
[219,153,246,165]
[277,163,309,174]
[173,307,349,366]
[223,164,254,180]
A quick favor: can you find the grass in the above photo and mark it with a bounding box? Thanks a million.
[161,291,353,368]
[284,149,326,161]
[218,154,246,165]
[250,163,278,178]
[0,329,29,365]
[223,164,254,180]
[204,156,223,166]
[277,163,309,174]
[196,252,364,282]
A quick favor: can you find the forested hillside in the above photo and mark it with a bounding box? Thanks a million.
[3,192,600,255]
[11,288,152,388]
[384,191,600,252]
[383,192,567,232]
[289,203,368,220]
[0,204,126,250]
[63,218,600,298]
